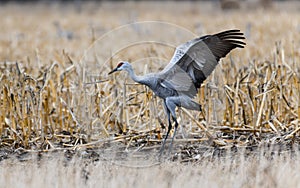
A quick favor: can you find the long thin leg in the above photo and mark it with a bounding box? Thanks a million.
[166,98,179,155]
[168,115,178,154]
[159,109,172,156]
[159,97,179,157]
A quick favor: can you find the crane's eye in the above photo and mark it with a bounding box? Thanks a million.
[117,62,124,68]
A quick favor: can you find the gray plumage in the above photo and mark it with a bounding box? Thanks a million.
[108,29,246,155]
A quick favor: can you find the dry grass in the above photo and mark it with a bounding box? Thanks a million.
[0,1,300,187]
[1,147,300,188]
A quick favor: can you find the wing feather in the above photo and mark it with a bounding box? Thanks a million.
[158,29,245,98]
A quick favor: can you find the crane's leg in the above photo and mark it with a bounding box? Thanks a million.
[168,114,178,154]
[159,97,202,157]
[164,97,178,155]
[159,107,172,156]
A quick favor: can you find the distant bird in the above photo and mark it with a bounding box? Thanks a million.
[108,29,245,155]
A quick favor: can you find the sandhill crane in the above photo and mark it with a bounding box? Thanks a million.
[108,29,246,155]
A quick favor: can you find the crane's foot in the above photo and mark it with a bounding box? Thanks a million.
[158,138,167,159]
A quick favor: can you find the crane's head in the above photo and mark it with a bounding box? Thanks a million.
[108,61,131,75]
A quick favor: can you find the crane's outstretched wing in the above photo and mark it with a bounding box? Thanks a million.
[158,29,245,97]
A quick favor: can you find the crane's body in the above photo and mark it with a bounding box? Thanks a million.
[126,73,179,98]
[108,29,246,156]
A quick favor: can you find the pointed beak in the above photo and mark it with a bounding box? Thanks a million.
[108,67,118,75]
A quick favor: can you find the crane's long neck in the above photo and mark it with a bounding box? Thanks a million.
[126,66,144,84]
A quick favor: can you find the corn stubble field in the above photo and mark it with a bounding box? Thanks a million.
[0,1,300,187]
